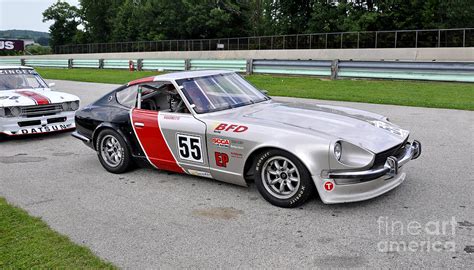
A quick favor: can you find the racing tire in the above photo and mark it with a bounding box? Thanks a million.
[254,149,315,208]
[96,129,133,174]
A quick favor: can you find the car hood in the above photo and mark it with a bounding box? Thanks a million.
[242,102,409,153]
[0,88,79,107]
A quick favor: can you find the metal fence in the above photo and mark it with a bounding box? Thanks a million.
[54,28,474,54]
[2,57,473,82]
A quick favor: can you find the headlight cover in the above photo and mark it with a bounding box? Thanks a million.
[330,140,375,170]
[334,142,342,160]
[69,100,79,111]
[0,108,5,117]
[62,102,70,111]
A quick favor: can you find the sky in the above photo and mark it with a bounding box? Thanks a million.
[0,0,80,32]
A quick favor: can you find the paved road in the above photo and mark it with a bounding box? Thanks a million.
[1,80,473,268]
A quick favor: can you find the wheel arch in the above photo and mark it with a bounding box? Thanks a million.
[92,123,133,151]
[243,145,314,185]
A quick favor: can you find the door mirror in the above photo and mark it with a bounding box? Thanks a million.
[48,82,56,88]
[260,89,269,95]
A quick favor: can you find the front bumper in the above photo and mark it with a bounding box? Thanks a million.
[316,140,421,204]
[0,111,76,136]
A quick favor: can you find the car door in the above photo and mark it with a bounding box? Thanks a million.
[130,82,211,177]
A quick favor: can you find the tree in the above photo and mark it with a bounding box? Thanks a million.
[79,0,124,43]
[42,1,81,48]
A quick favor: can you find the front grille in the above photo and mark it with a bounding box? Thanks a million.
[21,104,63,117]
[372,138,408,168]
[47,117,67,124]
[18,120,41,127]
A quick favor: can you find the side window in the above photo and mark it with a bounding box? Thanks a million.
[116,85,138,108]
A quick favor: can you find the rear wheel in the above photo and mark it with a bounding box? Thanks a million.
[96,129,132,174]
[254,149,315,208]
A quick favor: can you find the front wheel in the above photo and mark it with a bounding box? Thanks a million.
[96,129,132,174]
[254,149,315,208]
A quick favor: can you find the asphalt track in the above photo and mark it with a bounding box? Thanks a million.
[1,80,473,268]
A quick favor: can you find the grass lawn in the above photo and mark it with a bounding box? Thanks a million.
[0,197,115,269]
[36,68,474,110]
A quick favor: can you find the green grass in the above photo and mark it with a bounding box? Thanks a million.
[37,67,162,85]
[0,197,115,269]
[36,68,474,110]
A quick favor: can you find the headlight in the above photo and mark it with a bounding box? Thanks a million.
[69,101,79,111]
[0,108,5,117]
[334,142,342,160]
[9,107,21,117]
[61,102,70,111]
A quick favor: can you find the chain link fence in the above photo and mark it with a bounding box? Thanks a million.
[54,28,474,54]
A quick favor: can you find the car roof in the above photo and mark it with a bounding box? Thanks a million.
[0,65,34,70]
[128,69,236,86]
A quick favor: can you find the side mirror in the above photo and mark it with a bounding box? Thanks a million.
[48,82,56,88]
[260,89,269,95]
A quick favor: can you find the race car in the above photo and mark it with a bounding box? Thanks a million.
[72,70,421,208]
[0,66,79,136]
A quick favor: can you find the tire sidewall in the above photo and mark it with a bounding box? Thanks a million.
[96,129,131,174]
[254,149,314,208]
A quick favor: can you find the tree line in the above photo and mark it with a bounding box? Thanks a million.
[43,0,473,49]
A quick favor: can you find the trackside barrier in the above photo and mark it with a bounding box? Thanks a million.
[337,61,474,82]
[24,59,69,68]
[0,58,22,66]
[72,59,100,68]
[190,59,247,72]
[103,59,138,69]
[0,57,473,82]
[253,60,332,76]
[141,59,186,71]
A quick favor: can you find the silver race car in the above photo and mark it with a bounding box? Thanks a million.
[0,66,80,136]
[73,70,421,208]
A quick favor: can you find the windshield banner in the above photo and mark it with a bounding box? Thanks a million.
[0,69,36,75]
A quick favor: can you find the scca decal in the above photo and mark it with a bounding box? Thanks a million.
[215,152,229,167]
[211,137,230,148]
[214,123,248,133]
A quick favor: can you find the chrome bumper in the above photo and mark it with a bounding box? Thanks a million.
[327,140,421,184]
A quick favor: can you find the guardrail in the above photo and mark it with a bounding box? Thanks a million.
[1,57,473,82]
[190,59,247,72]
[53,28,474,54]
[24,59,69,68]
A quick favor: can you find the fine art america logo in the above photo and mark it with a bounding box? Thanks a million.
[377,216,456,253]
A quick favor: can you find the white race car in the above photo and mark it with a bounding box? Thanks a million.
[0,66,79,136]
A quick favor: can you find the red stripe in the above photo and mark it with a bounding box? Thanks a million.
[131,109,184,173]
[128,76,155,86]
[16,91,50,105]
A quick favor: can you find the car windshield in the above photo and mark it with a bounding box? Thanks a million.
[0,69,47,91]
[176,72,270,114]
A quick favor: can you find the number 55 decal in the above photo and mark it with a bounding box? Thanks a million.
[176,134,203,163]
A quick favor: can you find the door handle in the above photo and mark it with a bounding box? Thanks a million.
[134,122,145,127]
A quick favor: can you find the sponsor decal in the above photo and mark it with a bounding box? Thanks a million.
[187,169,213,178]
[19,124,70,134]
[211,137,230,148]
[230,152,243,159]
[164,115,180,120]
[214,123,248,133]
[323,181,334,192]
[0,40,24,51]
[215,152,229,167]
[371,120,407,137]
